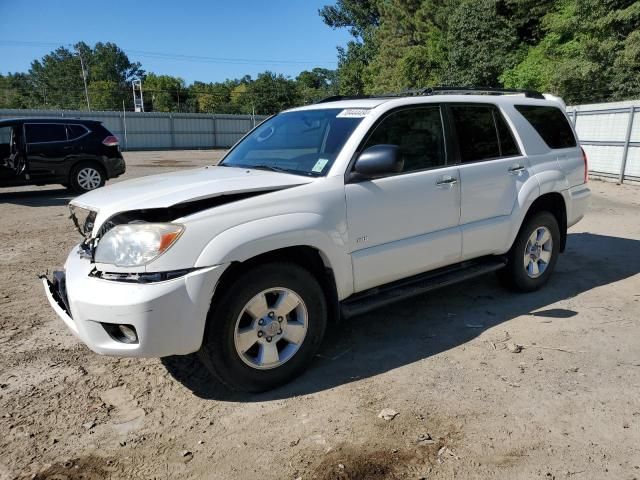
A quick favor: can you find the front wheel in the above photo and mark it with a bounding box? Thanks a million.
[498,212,561,292]
[199,262,327,392]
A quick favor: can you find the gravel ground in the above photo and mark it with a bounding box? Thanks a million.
[0,150,639,480]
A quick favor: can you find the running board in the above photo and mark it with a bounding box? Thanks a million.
[340,256,507,319]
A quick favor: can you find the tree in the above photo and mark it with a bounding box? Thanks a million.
[365,0,448,93]
[296,68,338,103]
[501,0,640,103]
[142,74,186,112]
[246,72,299,115]
[444,0,521,87]
[28,42,143,110]
[0,73,40,109]
[320,0,381,95]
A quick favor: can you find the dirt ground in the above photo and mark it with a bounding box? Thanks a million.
[1,150,639,480]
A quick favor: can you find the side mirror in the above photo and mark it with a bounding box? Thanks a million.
[352,144,403,179]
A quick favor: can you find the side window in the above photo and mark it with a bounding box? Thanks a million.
[25,124,67,143]
[515,105,576,149]
[450,105,501,162]
[66,124,88,140]
[362,106,446,173]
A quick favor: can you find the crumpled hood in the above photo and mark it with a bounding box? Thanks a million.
[70,165,313,233]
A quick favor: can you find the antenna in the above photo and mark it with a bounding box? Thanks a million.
[132,79,144,112]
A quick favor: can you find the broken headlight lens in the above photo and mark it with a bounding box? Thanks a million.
[94,223,184,267]
[69,205,97,237]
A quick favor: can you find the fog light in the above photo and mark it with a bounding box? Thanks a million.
[102,323,139,344]
[118,325,138,343]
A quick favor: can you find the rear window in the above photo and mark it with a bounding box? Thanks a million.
[515,105,576,149]
[25,123,67,143]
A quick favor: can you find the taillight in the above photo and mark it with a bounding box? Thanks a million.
[102,135,119,147]
[581,146,588,183]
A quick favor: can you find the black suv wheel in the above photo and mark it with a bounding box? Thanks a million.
[69,163,105,193]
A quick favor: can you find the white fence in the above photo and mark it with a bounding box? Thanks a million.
[568,100,640,183]
[0,109,268,151]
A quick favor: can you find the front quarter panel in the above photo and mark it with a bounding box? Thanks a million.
[195,212,354,300]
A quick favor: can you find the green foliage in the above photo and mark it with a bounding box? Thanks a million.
[25,41,143,110]
[323,0,640,103]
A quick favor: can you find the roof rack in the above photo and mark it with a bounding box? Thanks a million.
[419,86,545,99]
[315,95,371,103]
[315,86,545,104]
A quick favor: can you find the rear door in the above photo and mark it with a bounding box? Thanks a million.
[447,104,529,260]
[345,105,462,292]
[24,123,70,181]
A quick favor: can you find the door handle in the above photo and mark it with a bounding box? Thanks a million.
[508,164,525,174]
[436,175,458,186]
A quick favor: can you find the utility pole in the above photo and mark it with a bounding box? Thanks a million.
[77,49,91,111]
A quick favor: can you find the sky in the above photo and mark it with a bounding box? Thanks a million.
[0,0,351,84]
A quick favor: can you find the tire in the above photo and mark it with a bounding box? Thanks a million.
[199,262,328,392]
[498,212,561,292]
[69,163,105,194]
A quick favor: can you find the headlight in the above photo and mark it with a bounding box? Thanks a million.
[94,223,184,267]
[69,205,96,237]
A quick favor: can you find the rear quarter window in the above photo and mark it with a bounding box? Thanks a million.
[515,105,576,149]
[66,124,89,140]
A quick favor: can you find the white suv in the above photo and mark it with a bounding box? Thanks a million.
[43,88,591,392]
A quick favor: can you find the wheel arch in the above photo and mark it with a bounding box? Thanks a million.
[518,192,568,252]
[212,246,341,324]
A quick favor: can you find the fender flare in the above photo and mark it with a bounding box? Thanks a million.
[506,171,569,252]
[194,212,354,300]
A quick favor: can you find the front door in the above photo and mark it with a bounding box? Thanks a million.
[345,105,462,292]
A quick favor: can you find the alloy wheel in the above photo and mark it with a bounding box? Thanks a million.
[523,226,553,278]
[233,288,308,370]
[77,167,102,190]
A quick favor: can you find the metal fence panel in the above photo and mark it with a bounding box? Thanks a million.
[569,102,640,182]
[625,147,640,177]
[574,112,629,142]
[0,109,266,151]
[581,145,624,175]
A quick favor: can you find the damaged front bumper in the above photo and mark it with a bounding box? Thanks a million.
[41,244,227,357]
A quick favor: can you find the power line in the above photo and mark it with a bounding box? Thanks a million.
[0,40,338,67]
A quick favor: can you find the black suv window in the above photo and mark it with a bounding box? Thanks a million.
[450,105,520,162]
[25,124,67,143]
[66,124,88,140]
[515,105,576,149]
[362,106,446,173]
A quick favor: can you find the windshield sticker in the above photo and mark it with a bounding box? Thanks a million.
[337,108,370,118]
[312,158,329,173]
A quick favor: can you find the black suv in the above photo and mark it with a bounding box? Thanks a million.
[0,118,126,193]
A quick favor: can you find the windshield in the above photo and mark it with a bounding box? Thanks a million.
[220,108,365,176]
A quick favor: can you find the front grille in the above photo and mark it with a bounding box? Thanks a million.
[44,271,73,319]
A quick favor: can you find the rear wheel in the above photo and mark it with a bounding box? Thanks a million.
[499,212,560,292]
[69,163,105,194]
[199,262,327,392]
